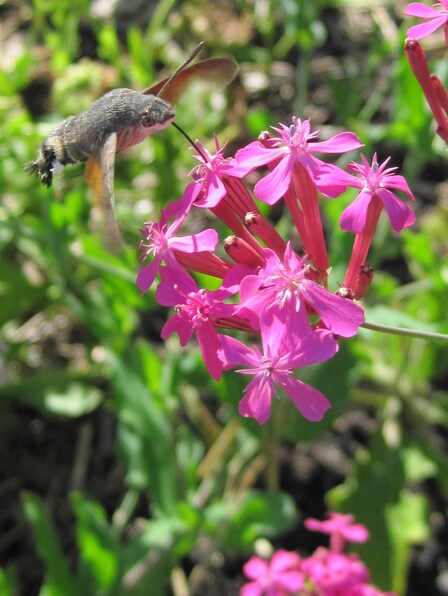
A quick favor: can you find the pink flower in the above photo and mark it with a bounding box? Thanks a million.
[232,117,363,204]
[219,312,337,424]
[238,243,365,338]
[305,512,370,553]
[157,268,241,380]
[241,550,303,596]
[317,154,415,233]
[301,548,370,596]
[136,183,218,293]
[404,2,448,41]
[189,136,235,208]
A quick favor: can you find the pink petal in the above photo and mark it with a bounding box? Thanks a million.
[156,267,197,305]
[239,376,273,424]
[195,172,227,208]
[339,189,373,233]
[270,550,301,572]
[342,523,370,543]
[404,3,444,18]
[219,335,260,368]
[309,131,363,154]
[278,376,331,421]
[275,571,304,592]
[171,228,219,253]
[161,315,192,346]
[282,328,339,369]
[243,557,269,579]
[407,16,447,39]
[383,174,415,201]
[136,257,161,293]
[234,142,287,172]
[377,188,416,231]
[260,312,290,356]
[315,163,362,197]
[197,324,223,381]
[240,583,262,596]
[254,154,295,204]
[299,281,365,337]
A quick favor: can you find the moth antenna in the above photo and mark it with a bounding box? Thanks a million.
[156,41,204,99]
[171,122,208,161]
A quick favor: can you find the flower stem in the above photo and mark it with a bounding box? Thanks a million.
[362,321,448,341]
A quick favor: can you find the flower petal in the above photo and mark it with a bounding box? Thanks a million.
[239,375,273,424]
[219,335,260,368]
[243,557,269,580]
[377,188,416,231]
[339,189,373,233]
[233,142,287,174]
[278,375,331,421]
[171,228,219,253]
[299,282,365,338]
[309,131,363,154]
[404,3,444,19]
[136,256,162,293]
[254,154,296,204]
[407,17,447,39]
[197,324,223,381]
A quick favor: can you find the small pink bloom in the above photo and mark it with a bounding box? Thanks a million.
[318,154,415,233]
[137,183,218,292]
[404,2,448,41]
[189,136,235,208]
[241,550,303,596]
[157,268,240,380]
[219,313,337,424]
[302,548,369,595]
[305,512,369,553]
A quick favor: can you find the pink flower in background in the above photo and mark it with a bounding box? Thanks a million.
[317,154,415,233]
[241,515,397,595]
[301,548,370,595]
[305,512,370,553]
[219,313,337,424]
[404,2,448,41]
[232,117,362,204]
[241,550,303,596]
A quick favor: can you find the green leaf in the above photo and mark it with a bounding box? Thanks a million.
[22,493,85,596]
[71,493,119,590]
[387,492,429,595]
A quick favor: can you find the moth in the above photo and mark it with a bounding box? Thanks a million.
[26,42,238,248]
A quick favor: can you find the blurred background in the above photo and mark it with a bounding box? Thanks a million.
[0,0,447,594]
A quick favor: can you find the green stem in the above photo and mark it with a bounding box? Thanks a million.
[362,321,448,341]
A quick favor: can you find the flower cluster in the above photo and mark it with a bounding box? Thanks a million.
[404,2,448,143]
[137,117,415,425]
[241,512,397,596]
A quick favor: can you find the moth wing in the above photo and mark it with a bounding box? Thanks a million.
[142,58,238,104]
[85,132,123,251]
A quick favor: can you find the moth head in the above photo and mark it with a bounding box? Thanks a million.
[141,97,176,129]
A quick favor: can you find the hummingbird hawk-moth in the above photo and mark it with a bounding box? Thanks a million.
[26,43,238,248]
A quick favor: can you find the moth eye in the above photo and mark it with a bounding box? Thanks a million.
[142,111,156,127]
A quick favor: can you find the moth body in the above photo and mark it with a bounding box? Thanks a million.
[26,88,175,186]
